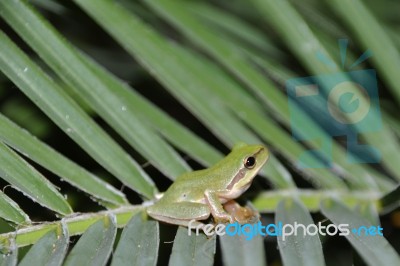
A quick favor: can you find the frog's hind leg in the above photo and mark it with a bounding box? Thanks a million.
[147,202,210,228]
[149,215,206,229]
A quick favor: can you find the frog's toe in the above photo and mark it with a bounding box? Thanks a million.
[213,213,234,224]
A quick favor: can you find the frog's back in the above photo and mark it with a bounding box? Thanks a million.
[158,168,219,202]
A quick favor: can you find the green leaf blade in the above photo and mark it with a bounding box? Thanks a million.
[19,223,69,266]
[111,212,159,266]
[72,0,296,189]
[169,227,215,266]
[220,232,266,266]
[321,199,400,266]
[0,191,29,224]
[79,51,224,169]
[250,0,400,181]
[64,215,117,266]
[0,141,72,215]
[0,114,127,205]
[0,30,155,198]
[276,199,325,266]
[327,0,400,104]
[0,0,191,180]
[0,238,17,266]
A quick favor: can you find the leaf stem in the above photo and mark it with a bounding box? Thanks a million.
[0,205,144,249]
[0,189,383,250]
[252,189,381,212]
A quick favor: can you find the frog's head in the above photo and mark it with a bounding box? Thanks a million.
[225,142,269,196]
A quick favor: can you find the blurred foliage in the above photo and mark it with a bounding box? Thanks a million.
[0,0,400,265]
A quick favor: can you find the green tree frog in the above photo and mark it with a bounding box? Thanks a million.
[147,143,269,227]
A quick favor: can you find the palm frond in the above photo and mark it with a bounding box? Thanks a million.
[0,0,399,265]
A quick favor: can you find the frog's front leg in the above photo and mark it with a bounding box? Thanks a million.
[223,200,259,224]
[204,189,235,224]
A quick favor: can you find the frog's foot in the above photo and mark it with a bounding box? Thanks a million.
[212,213,235,224]
[223,200,259,224]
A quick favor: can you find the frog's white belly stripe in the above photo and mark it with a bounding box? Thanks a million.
[226,167,246,190]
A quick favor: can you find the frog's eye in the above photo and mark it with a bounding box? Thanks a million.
[244,156,256,169]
